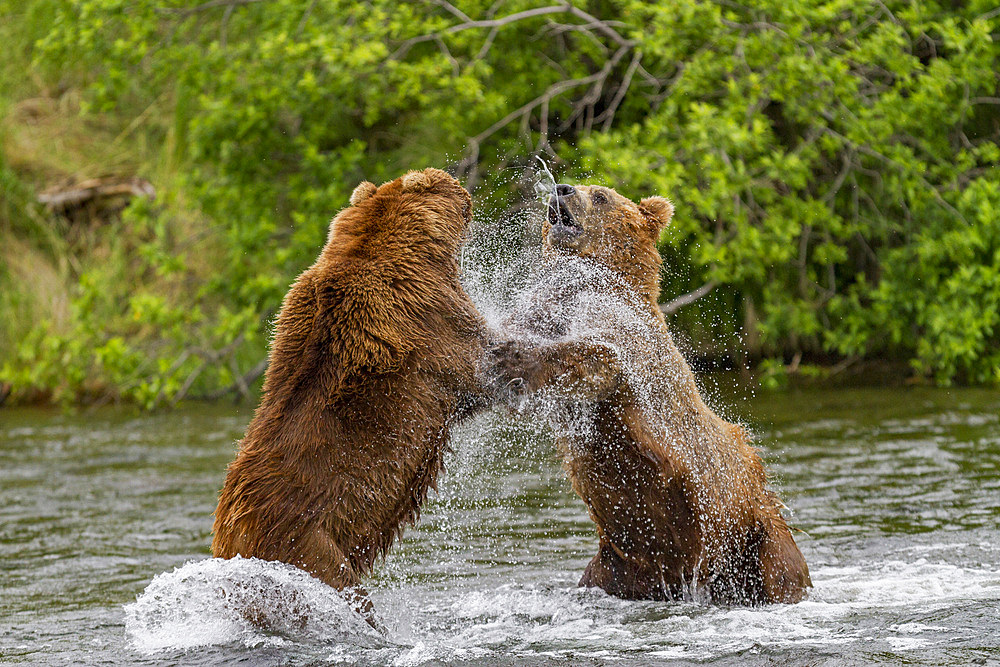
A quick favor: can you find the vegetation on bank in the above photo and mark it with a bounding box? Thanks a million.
[1,0,998,407]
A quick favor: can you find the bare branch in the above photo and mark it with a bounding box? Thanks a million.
[537,97,550,150]
[821,151,855,203]
[474,26,499,60]
[431,0,472,23]
[394,3,633,59]
[395,3,642,183]
[558,5,631,46]
[219,2,234,47]
[229,355,250,400]
[660,280,718,315]
[296,0,318,37]
[468,67,610,148]
[828,355,860,376]
[157,0,268,17]
[433,35,461,76]
[598,49,642,130]
[556,45,630,133]
[390,5,573,60]
[720,17,791,38]
[455,141,481,192]
[169,360,208,407]
[153,349,192,407]
[819,126,969,225]
[39,177,155,210]
[204,358,268,401]
[484,0,505,19]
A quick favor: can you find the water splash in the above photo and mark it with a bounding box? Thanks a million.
[398,558,998,662]
[124,557,382,654]
[533,155,563,243]
[533,155,557,201]
[460,167,548,330]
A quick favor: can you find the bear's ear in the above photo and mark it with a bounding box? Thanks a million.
[401,169,433,192]
[350,181,377,206]
[638,196,674,237]
[401,167,453,193]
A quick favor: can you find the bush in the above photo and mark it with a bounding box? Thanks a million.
[1,0,998,404]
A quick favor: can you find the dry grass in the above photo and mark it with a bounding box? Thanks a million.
[1,235,70,334]
[3,92,159,186]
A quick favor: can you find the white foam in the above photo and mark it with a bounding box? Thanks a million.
[414,556,998,660]
[123,546,999,661]
[124,557,381,654]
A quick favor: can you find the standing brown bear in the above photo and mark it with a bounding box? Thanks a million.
[487,183,810,605]
[212,168,489,612]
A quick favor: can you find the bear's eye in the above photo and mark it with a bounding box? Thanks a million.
[592,191,609,205]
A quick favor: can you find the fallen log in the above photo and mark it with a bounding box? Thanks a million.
[38,177,155,221]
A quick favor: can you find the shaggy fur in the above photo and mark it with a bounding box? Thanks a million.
[486,184,811,605]
[212,169,488,606]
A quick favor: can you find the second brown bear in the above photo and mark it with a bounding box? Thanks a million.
[487,183,811,605]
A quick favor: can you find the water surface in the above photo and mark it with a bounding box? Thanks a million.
[1,385,998,665]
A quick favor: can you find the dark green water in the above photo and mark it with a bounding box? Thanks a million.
[1,385,999,665]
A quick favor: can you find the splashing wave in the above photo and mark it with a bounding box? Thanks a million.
[124,557,382,654]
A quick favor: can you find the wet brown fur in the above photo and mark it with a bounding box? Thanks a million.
[212,169,488,602]
[488,185,811,605]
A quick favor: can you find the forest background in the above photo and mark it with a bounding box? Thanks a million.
[1,0,998,408]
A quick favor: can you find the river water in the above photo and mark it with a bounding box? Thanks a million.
[1,385,999,665]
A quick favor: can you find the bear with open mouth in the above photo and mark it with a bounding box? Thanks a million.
[486,183,811,605]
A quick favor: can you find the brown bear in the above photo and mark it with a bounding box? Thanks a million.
[212,168,489,617]
[486,183,810,605]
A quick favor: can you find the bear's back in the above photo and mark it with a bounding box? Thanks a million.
[213,169,487,588]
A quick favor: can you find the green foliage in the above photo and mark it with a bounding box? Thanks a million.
[1,0,998,405]
[575,0,1000,385]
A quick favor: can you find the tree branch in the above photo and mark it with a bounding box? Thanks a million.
[204,358,268,401]
[598,49,642,130]
[431,0,471,23]
[390,5,573,60]
[660,280,718,315]
[157,0,268,17]
[819,126,969,225]
[467,61,617,148]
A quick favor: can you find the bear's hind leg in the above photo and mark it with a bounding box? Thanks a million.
[758,520,811,603]
[293,526,384,629]
[579,540,678,601]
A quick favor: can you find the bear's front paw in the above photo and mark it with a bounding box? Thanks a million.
[481,340,544,401]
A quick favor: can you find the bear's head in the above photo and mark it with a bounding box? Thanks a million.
[543,183,674,301]
[328,168,472,254]
[313,168,475,385]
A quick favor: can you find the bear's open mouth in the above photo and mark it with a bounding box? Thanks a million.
[547,199,581,232]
